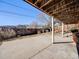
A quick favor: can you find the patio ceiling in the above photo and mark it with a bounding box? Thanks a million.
[24,0,79,24]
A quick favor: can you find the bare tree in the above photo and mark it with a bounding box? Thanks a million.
[37,13,52,28]
[30,21,38,28]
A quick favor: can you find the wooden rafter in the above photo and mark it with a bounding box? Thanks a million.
[49,0,77,14]
[24,0,79,24]
[40,0,52,8]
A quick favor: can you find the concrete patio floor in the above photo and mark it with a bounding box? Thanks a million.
[0,32,78,59]
[31,43,78,59]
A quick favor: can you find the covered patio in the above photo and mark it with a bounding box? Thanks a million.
[24,0,79,43]
[23,0,79,59]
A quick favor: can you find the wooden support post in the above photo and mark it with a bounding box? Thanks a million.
[52,16,54,43]
[62,23,64,38]
[78,21,79,29]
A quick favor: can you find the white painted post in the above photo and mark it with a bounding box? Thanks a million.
[52,17,54,43]
[62,23,64,38]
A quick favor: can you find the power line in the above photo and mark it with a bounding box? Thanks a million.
[0,0,34,12]
[0,10,35,17]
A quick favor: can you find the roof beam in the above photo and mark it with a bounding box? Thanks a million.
[48,0,76,14]
[24,0,79,24]
[51,3,78,15]
[45,0,65,12]
[40,0,52,8]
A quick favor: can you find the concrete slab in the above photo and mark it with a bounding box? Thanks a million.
[31,33,78,59]
[54,32,73,43]
[31,43,78,59]
[0,33,52,59]
[0,32,78,59]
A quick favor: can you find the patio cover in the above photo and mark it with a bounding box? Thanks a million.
[24,0,79,24]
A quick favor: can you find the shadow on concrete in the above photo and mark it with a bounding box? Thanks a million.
[29,43,52,59]
[76,43,79,57]
[0,40,3,46]
[53,41,73,44]
[54,41,79,58]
